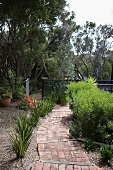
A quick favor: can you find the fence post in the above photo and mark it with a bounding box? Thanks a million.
[42,78,44,99]
[26,78,29,96]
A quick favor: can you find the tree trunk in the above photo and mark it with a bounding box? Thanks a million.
[111,63,113,80]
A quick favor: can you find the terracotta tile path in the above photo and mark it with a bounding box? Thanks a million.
[32,104,104,170]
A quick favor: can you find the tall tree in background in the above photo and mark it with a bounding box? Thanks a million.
[73,22,113,80]
[0,0,76,85]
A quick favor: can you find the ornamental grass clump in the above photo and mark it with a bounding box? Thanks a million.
[35,98,54,117]
[84,138,96,151]
[10,114,32,158]
[100,145,113,162]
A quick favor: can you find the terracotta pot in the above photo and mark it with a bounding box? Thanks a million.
[0,98,11,107]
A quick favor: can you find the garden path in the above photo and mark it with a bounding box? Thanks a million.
[32,104,104,170]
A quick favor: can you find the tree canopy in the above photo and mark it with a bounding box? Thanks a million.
[1,1,113,88]
[72,22,113,80]
[0,0,76,86]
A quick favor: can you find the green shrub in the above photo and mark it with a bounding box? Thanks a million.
[45,80,68,105]
[45,91,57,104]
[74,89,113,142]
[46,90,67,106]
[69,121,81,138]
[84,138,96,151]
[35,99,54,117]
[54,90,67,105]
[67,80,113,144]
[27,98,54,127]
[87,77,96,84]
[67,80,97,109]
[12,85,25,100]
[100,145,113,162]
[10,77,26,100]
[27,104,40,127]
[10,114,32,158]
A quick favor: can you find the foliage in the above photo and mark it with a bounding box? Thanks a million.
[69,121,81,138]
[67,80,113,144]
[87,77,96,84]
[83,138,96,151]
[9,75,26,100]
[0,73,26,100]
[44,80,69,105]
[46,91,67,106]
[27,104,40,127]
[12,85,25,100]
[17,95,35,111]
[72,22,113,80]
[55,90,67,106]
[35,99,54,117]
[100,145,113,162]
[11,95,54,158]
[0,86,13,99]
[66,80,96,109]
[10,114,33,158]
[0,0,76,84]
[44,91,56,104]
[47,44,76,79]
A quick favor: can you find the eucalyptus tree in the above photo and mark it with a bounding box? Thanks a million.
[41,11,76,79]
[73,22,113,80]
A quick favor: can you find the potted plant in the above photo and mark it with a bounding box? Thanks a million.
[0,86,13,107]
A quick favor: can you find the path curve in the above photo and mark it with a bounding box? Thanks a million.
[32,104,104,170]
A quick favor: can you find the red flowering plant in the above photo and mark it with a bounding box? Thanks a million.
[17,95,35,111]
[0,86,13,99]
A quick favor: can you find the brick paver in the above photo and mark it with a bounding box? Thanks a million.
[32,104,104,170]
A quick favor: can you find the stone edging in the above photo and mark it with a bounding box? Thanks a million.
[34,159,94,166]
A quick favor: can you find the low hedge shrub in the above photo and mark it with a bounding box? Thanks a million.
[67,80,113,144]
[10,113,33,158]
[67,79,97,109]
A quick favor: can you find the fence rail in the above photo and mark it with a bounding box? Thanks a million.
[42,78,113,99]
[97,80,113,93]
[42,78,76,99]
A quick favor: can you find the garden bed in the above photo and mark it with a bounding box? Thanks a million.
[0,100,113,170]
[86,150,113,170]
[0,101,47,170]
